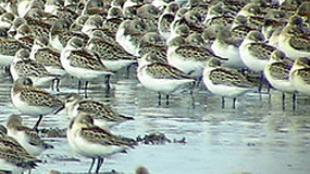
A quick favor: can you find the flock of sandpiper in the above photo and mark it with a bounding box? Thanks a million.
[0,0,309,173]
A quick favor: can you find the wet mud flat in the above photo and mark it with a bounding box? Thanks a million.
[1,69,310,174]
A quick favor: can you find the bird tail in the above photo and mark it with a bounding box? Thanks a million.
[118,114,134,121]
[54,104,65,114]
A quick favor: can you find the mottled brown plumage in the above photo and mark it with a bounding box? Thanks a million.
[210,68,254,88]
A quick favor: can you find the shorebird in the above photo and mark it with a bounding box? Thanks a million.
[67,113,137,173]
[10,48,57,87]
[290,57,310,96]
[0,125,39,173]
[11,77,64,132]
[264,50,296,110]
[30,36,66,91]
[86,30,137,73]
[203,58,256,109]
[6,115,53,156]
[137,52,195,105]
[64,93,133,128]
[61,36,113,96]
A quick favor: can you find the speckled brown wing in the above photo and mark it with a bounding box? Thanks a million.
[269,62,291,80]
[207,15,234,27]
[59,32,89,47]
[80,127,137,147]
[68,50,110,71]
[0,136,27,154]
[103,18,123,32]
[88,39,136,61]
[247,43,275,60]
[34,48,63,68]
[297,68,310,84]
[231,25,256,39]
[0,38,25,56]
[18,36,34,49]
[0,148,37,169]
[210,68,254,88]
[145,63,194,80]
[77,100,118,120]
[14,59,51,77]
[289,36,310,52]
[19,87,63,108]
[139,45,167,63]
[92,28,116,44]
[175,45,220,61]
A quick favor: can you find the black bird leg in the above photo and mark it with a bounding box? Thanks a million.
[88,158,96,174]
[33,115,43,133]
[95,157,104,174]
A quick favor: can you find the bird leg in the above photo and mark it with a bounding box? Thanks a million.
[88,158,96,174]
[258,72,264,93]
[33,115,43,133]
[105,75,111,91]
[282,93,286,111]
[232,98,236,109]
[221,96,225,109]
[78,80,82,93]
[55,78,60,92]
[95,157,104,174]
[84,81,89,98]
[166,95,170,105]
[292,93,297,111]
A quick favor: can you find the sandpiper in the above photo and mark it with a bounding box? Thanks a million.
[211,26,245,68]
[278,15,310,59]
[116,19,148,56]
[65,93,133,128]
[290,57,310,96]
[137,52,195,105]
[81,14,104,36]
[239,30,276,72]
[0,36,27,67]
[167,33,227,78]
[0,125,38,174]
[67,113,137,173]
[86,30,137,72]
[61,36,113,96]
[50,19,89,52]
[30,36,66,91]
[6,115,53,156]
[157,3,177,39]
[203,58,256,109]
[11,77,64,132]
[264,50,296,110]
[10,49,57,87]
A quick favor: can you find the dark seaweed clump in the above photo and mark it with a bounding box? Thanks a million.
[136,133,186,145]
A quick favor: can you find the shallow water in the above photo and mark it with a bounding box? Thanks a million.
[0,68,310,174]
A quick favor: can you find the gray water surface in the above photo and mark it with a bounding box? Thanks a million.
[0,69,310,174]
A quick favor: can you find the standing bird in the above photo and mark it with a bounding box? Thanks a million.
[203,58,256,109]
[264,50,296,110]
[289,57,310,96]
[10,49,57,87]
[67,113,137,174]
[64,93,133,128]
[11,77,64,132]
[0,125,39,174]
[137,53,195,105]
[6,115,53,156]
[61,36,113,96]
